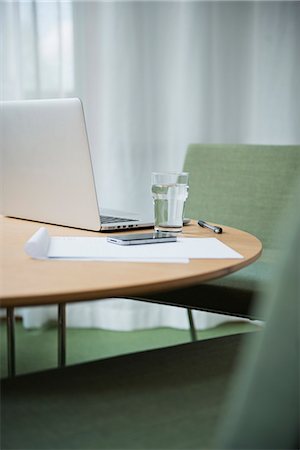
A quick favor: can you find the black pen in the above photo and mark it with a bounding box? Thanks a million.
[198,220,223,234]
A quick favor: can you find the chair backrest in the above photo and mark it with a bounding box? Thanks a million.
[183,144,300,248]
[216,178,300,449]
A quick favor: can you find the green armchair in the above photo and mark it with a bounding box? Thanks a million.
[182,144,300,325]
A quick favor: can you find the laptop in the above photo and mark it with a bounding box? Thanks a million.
[2,98,154,231]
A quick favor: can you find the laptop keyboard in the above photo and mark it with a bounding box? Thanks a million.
[100,215,138,224]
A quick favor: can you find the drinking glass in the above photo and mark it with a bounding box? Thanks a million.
[151,172,189,233]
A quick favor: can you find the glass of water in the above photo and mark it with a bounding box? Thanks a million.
[151,172,189,233]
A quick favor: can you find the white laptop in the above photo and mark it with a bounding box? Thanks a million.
[2,98,154,231]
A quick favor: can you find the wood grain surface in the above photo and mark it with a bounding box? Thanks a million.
[0,217,262,307]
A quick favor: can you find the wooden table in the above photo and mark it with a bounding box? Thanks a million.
[0,217,262,376]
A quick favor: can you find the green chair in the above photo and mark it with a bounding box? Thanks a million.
[1,179,299,449]
[217,180,300,449]
[182,144,300,333]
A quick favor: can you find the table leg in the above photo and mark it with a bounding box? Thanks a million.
[187,309,197,342]
[58,303,66,367]
[6,307,16,377]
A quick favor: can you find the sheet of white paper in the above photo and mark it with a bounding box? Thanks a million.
[48,237,190,263]
[24,227,51,259]
[24,227,243,262]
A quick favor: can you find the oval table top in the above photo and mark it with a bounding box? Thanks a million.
[0,217,262,308]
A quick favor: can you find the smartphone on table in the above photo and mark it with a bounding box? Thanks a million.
[107,232,177,246]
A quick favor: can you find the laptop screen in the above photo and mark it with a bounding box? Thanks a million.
[3,98,101,230]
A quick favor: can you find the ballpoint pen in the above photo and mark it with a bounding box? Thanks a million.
[198,220,223,234]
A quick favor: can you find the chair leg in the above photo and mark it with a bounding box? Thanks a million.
[6,307,16,377]
[58,303,66,367]
[187,308,197,342]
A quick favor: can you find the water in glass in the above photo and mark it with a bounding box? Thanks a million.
[152,182,189,232]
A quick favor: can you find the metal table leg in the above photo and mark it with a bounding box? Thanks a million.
[58,303,66,367]
[187,308,197,342]
[6,307,16,377]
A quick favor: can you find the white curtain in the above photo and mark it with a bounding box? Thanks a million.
[2,1,300,329]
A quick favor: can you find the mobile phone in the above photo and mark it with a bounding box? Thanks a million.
[107,232,177,245]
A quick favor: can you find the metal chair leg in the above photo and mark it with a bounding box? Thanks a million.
[187,308,197,342]
[7,307,16,377]
[58,303,66,367]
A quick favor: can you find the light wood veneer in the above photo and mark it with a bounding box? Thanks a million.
[0,217,262,308]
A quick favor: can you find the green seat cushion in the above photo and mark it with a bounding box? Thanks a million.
[1,333,252,450]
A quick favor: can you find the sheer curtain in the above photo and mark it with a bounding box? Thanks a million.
[2,1,300,329]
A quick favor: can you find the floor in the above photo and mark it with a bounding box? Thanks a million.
[0,319,260,378]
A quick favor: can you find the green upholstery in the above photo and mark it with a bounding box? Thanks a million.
[184,144,300,247]
[216,179,300,449]
[183,144,300,316]
[1,334,247,449]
